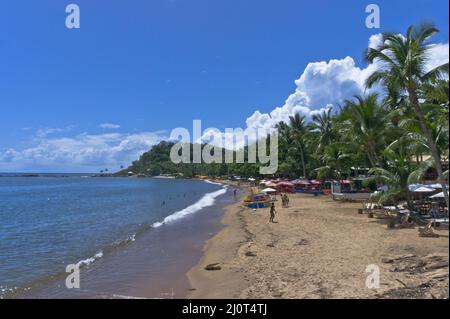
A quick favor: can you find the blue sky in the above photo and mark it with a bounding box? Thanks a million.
[0,0,449,172]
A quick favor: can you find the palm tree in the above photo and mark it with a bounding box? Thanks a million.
[315,143,352,180]
[311,108,333,152]
[369,137,435,208]
[341,94,386,168]
[365,23,449,208]
[289,113,307,178]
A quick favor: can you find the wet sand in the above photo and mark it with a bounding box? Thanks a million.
[187,186,449,299]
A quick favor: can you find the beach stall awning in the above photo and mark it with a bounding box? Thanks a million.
[261,188,277,193]
[430,192,445,198]
[248,178,256,181]
[310,180,321,185]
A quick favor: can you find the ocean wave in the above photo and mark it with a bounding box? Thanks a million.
[152,188,227,228]
[76,251,104,268]
[204,179,224,186]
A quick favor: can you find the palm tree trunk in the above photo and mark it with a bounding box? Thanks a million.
[406,191,413,210]
[368,138,380,168]
[409,88,449,208]
[299,144,306,178]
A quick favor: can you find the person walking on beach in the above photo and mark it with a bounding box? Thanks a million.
[282,194,288,208]
[269,202,277,223]
[233,189,237,200]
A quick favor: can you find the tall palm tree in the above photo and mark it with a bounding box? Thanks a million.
[275,121,292,163]
[289,113,307,178]
[342,94,386,168]
[311,108,333,152]
[365,23,449,208]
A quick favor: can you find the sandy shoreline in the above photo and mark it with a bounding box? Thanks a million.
[187,183,449,299]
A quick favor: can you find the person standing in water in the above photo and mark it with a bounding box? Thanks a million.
[269,202,277,223]
[233,189,237,200]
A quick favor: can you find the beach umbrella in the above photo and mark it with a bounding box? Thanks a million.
[294,180,310,185]
[411,186,435,193]
[428,183,449,190]
[261,188,277,194]
[408,184,423,191]
[430,192,445,199]
[278,181,294,187]
[310,180,321,185]
[265,181,277,187]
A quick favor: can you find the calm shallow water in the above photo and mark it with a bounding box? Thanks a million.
[0,175,232,298]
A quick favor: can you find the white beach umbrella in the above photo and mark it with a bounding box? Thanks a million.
[261,188,277,194]
[430,192,445,199]
[411,186,435,193]
[408,184,421,191]
[428,183,449,190]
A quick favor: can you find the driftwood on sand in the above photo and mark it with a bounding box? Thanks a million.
[419,221,440,238]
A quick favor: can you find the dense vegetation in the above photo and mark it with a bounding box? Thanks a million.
[119,24,449,208]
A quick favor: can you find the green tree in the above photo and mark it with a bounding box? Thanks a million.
[341,94,387,168]
[289,113,308,178]
[365,23,449,208]
[311,108,334,153]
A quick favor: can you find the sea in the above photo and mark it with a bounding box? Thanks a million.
[0,173,236,298]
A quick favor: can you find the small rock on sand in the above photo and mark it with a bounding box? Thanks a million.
[204,263,221,271]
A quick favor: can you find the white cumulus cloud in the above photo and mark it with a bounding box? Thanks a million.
[0,131,166,172]
[241,36,448,133]
[201,34,448,149]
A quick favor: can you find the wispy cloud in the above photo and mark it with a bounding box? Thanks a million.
[99,123,121,129]
[36,126,75,138]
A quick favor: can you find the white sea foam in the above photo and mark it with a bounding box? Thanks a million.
[152,187,227,228]
[205,180,229,190]
[204,179,223,186]
[76,251,104,267]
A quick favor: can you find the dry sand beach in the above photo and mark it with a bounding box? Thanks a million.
[187,183,449,299]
